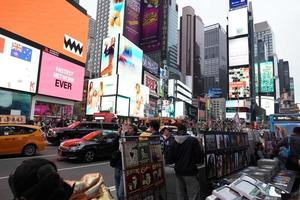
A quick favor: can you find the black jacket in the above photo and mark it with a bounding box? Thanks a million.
[167,135,202,176]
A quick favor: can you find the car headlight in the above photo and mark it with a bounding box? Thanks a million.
[70,144,84,151]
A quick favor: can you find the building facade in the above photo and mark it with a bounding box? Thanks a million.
[254,21,275,62]
[209,98,226,120]
[179,6,204,97]
[91,0,110,77]
[203,24,227,98]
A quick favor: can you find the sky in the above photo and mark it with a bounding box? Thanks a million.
[80,0,300,103]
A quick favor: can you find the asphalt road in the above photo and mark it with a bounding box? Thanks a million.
[0,144,116,199]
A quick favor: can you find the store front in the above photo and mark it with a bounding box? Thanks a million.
[0,89,32,120]
[31,95,74,122]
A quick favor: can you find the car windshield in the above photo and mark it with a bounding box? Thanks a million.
[82,131,102,141]
[68,122,80,129]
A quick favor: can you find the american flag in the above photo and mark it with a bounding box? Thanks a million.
[10,42,32,62]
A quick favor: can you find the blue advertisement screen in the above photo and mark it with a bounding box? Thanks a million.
[230,0,247,9]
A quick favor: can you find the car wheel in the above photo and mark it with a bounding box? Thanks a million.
[84,150,95,162]
[22,144,37,156]
[59,136,70,143]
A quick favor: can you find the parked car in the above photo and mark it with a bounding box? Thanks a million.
[58,130,118,162]
[46,121,119,145]
[0,124,46,156]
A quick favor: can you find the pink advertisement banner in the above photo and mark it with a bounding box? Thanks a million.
[38,52,85,101]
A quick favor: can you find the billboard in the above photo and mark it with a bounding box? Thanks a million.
[86,76,118,115]
[100,35,119,77]
[208,88,223,98]
[129,84,149,117]
[144,71,159,97]
[228,7,248,37]
[0,0,88,63]
[162,99,175,118]
[108,0,125,36]
[255,63,259,94]
[118,35,143,83]
[143,54,159,77]
[229,37,249,66]
[116,96,130,116]
[260,62,274,93]
[140,0,163,52]
[101,96,116,113]
[175,101,185,118]
[226,100,251,108]
[229,67,250,99]
[226,112,248,119]
[0,34,40,93]
[229,0,248,10]
[124,0,141,45]
[38,52,85,101]
[257,96,274,116]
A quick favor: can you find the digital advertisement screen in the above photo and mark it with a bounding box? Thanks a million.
[129,84,149,117]
[229,67,250,99]
[102,96,116,113]
[140,0,163,52]
[86,76,118,115]
[0,34,40,93]
[162,99,175,118]
[255,63,259,94]
[229,37,249,66]
[108,0,125,36]
[124,0,141,45]
[226,100,251,108]
[228,7,248,37]
[229,0,248,10]
[38,52,85,101]
[159,67,167,97]
[226,112,248,119]
[260,62,274,93]
[143,54,159,77]
[100,35,119,77]
[144,71,159,97]
[118,35,143,83]
[116,96,129,116]
[0,0,88,63]
[256,96,274,116]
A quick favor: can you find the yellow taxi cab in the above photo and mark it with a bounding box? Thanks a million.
[0,124,46,156]
[159,125,178,134]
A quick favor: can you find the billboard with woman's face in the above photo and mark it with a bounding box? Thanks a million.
[86,76,118,115]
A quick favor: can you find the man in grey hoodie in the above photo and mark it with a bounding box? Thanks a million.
[167,124,202,200]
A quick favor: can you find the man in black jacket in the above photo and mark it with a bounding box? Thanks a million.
[167,124,202,200]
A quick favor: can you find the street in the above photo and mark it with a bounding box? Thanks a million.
[0,145,116,199]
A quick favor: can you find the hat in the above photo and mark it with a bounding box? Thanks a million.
[9,158,73,200]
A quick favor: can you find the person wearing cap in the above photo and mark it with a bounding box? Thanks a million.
[167,124,202,200]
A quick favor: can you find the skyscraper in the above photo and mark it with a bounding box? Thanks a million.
[179,6,204,97]
[92,0,110,77]
[278,59,291,94]
[254,21,276,62]
[86,16,96,77]
[203,23,227,98]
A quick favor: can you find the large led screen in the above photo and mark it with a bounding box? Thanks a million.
[162,99,175,118]
[108,0,125,36]
[86,76,118,115]
[116,96,129,116]
[118,35,143,83]
[229,67,250,99]
[102,96,116,113]
[260,62,274,93]
[0,0,88,63]
[0,34,40,93]
[228,7,248,38]
[229,37,249,66]
[38,52,85,101]
[140,0,163,52]
[144,71,159,97]
[129,83,149,117]
[124,0,141,45]
[143,54,159,77]
[256,96,274,116]
[118,79,149,117]
[100,35,119,77]
[255,63,259,94]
